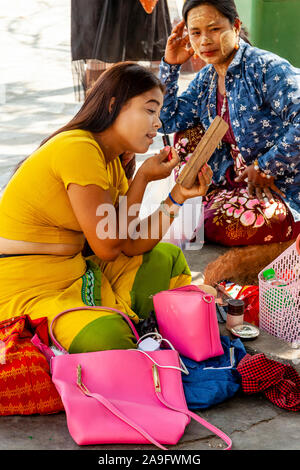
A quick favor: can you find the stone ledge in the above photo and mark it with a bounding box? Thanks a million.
[219,323,300,374]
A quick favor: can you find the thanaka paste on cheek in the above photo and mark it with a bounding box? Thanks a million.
[220,30,236,57]
[189,37,200,58]
[187,5,239,73]
[187,6,223,62]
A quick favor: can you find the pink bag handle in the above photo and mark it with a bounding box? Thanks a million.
[49,306,140,353]
[155,284,214,304]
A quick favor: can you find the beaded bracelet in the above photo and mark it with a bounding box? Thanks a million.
[160,201,179,218]
[168,192,184,206]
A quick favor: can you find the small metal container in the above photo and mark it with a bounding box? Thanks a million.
[230,323,260,340]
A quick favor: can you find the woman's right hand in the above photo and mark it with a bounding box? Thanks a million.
[138,146,179,183]
[165,20,194,65]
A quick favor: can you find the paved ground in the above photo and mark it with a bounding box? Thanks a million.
[0,0,299,456]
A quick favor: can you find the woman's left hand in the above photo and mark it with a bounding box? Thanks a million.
[172,163,213,203]
[235,164,286,202]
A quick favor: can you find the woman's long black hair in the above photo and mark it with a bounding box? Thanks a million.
[12,62,165,174]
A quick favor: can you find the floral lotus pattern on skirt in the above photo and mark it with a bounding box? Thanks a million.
[173,125,299,246]
[203,182,295,246]
[203,167,296,246]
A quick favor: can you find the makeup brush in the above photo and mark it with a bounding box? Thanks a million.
[161,121,173,161]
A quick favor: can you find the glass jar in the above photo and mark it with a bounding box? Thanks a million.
[226,299,245,331]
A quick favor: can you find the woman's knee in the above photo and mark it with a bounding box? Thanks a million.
[149,242,184,269]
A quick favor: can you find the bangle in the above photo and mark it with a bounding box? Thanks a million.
[160,200,179,218]
[253,159,260,171]
[168,192,184,206]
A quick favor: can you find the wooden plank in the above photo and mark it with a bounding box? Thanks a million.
[176,116,229,189]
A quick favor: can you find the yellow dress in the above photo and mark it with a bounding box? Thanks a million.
[0,130,191,352]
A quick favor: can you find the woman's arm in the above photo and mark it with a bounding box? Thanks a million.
[67,147,178,260]
[159,61,203,133]
[159,20,206,134]
[255,57,300,178]
[67,149,212,260]
[236,55,300,201]
[67,183,122,261]
[121,165,212,256]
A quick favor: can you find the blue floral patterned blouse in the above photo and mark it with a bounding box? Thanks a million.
[159,38,300,221]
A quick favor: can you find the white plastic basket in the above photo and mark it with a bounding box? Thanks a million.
[258,237,300,344]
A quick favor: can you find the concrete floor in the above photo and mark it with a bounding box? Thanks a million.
[1,394,299,451]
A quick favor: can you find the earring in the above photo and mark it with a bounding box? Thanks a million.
[234,43,239,51]
[193,53,199,59]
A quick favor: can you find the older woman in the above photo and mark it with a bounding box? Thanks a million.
[159,0,300,247]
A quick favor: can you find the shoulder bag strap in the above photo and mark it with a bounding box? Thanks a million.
[77,381,167,450]
[76,351,232,450]
[133,352,232,449]
[49,306,140,353]
[78,387,231,451]
[155,390,232,450]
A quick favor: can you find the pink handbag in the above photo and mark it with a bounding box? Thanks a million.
[50,306,231,449]
[153,285,224,361]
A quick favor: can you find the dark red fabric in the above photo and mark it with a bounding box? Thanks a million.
[26,316,50,345]
[203,166,299,246]
[237,354,300,411]
[0,315,64,415]
[174,121,300,246]
[217,90,237,146]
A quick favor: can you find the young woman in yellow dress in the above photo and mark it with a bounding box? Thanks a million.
[0,62,212,353]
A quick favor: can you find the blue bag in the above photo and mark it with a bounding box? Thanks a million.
[181,336,247,410]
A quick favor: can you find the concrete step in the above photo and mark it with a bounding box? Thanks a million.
[219,323,300,374]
